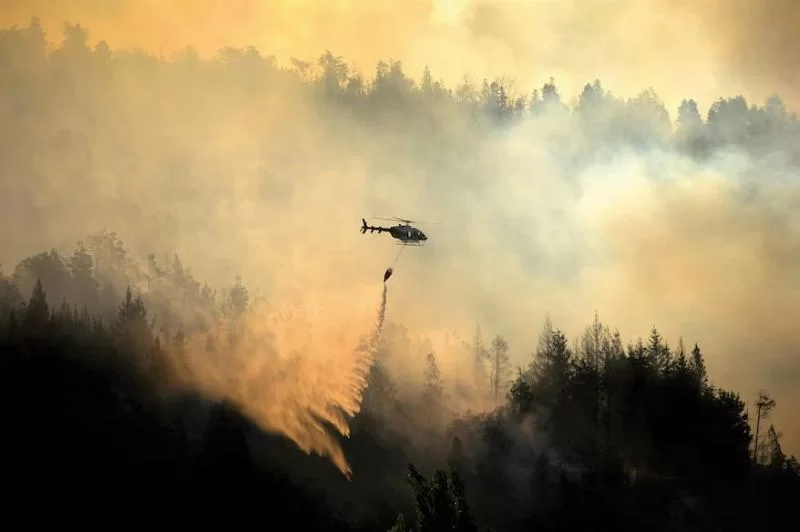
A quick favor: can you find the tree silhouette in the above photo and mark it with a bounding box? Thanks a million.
[753,390,777,463]
[423,352,444,404]
[227,275,249,318]
[488,335,511,403]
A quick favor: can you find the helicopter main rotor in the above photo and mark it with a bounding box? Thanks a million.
[373,216,444,226]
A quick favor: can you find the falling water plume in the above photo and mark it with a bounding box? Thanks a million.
[175,283,389,479]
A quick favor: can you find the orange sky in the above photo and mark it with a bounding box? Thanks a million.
[2,0,798,113]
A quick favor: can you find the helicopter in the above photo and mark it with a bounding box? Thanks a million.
[360,217,430,246]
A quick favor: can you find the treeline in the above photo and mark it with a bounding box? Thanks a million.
[1,17,799,165]
[378,316,800,531]
[1,229,249,336]
[4,233,799,531]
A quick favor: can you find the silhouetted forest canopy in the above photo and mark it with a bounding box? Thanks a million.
[3,17,800,532]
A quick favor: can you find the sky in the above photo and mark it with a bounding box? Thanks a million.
[1,0,799,114]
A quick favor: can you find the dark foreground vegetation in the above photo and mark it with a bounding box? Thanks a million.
[4,236,798,531]
[2,17,800,532]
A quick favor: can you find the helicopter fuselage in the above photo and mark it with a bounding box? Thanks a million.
[388,224,426,243]
[361,218,427,245]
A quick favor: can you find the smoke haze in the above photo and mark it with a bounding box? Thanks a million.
[2,0,799,111]
[1,2,799,466]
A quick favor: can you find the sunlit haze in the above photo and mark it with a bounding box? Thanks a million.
[2,0,799,514]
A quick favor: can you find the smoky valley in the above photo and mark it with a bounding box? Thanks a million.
[2,14,800,532]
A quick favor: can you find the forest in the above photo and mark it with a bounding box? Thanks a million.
[2,16,800,531]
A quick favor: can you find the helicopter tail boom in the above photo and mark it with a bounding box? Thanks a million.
[361,218,388,234]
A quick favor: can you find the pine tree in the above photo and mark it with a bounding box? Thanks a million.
[646,327,672,374]
[112,287,153,367]
[689,343,708,390]
[676,336,688,375]
[489,335,511,402]
[227,275,249,318]
[68,241,99,310]
[423,352,445,407]
[472,322,487,389]
[25,278,49,329]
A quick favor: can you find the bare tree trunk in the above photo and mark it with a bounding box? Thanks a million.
[753,391,776,463]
